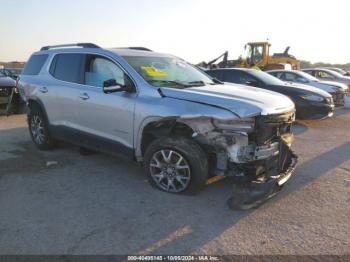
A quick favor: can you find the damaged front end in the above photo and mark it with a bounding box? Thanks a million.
[180,110,298,210]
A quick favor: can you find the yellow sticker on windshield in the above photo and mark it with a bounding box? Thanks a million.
[141,66,168,77]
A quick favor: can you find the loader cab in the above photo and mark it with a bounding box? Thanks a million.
[245,42,269,67]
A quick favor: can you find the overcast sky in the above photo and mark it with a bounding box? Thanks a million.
[1,0,349,64]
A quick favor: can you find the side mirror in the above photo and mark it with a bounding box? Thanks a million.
[245,80,260,87]
[103,79,133,94]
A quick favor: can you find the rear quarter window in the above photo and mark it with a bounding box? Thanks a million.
[22,54,48,75]
[50,53,84,84]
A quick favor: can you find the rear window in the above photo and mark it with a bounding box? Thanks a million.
[50,53,84,84]
[22,54,48,75]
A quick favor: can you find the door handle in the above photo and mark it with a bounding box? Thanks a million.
[39,87,48,93]
[79,93,90,100]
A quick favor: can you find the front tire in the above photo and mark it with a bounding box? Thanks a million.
[144,136,208,194]
[28,106,55,150]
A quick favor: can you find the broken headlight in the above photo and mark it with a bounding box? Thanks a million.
[212,118,255,132]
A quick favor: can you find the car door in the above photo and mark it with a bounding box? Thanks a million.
[74,54,137,158]
[46,53,85,130]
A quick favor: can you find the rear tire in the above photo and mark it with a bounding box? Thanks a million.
[28,106,55,150]
[144,136,208,195]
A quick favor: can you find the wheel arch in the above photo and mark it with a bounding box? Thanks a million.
[136,117,196,161]
[27,98,50,124]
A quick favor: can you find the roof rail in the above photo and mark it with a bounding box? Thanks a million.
[118,47,153,52]
[40,43,100,51]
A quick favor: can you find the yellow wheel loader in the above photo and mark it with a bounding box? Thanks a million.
[198,42,300,71]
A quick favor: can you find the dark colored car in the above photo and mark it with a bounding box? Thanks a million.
[267,69,347,106]
[0,71,16,111]
[206,68,334,120]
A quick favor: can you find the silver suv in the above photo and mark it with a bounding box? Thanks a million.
[19,43,297,203]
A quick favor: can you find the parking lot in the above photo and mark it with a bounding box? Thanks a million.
[0,109,349,255]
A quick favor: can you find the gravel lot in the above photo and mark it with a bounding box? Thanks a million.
[0,110,349,255]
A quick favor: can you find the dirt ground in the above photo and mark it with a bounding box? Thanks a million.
[0,110,349,255]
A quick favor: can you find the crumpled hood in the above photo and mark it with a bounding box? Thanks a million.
[0,77,16,87]
[160,84,295,118]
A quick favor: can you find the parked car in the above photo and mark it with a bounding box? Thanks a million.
[320,67,350,76]
[267,69,348,106]
[206,68,334,120]
[18,43,298,208]
[0,68,22,80]
[0,71,16,111]
[302,68,350,88]
[342,68,350,75]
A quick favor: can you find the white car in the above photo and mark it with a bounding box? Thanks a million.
[302,68,350,88]
[321,67,350,77]
[268,69,348,106]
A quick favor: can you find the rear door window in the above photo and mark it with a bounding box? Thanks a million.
[50,53,84,84]
[22,54,48,75]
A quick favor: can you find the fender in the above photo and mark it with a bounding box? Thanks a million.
[27,97,50,124]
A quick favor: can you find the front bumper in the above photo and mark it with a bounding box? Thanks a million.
[330,92,346,106]
[0,87,12,109]
[0,97,10,109]
[227,141,298,210]
[296,100,334,120]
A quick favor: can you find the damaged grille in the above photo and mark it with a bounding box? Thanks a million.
[235,111,296,179]
[331,92,345,106]
[0,87,12,97]
[251,111,295,146]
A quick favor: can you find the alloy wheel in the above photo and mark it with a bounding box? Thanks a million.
[30,115,45,144]
[149,149,191,193]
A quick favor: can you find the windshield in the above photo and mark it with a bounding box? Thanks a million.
[248,70,285,85]
[0,71,6,77]
[322,69,344,78]
[296,71,319,81]
[246,44,264,65]
[325,68,347,75]
[122,55,215,88]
